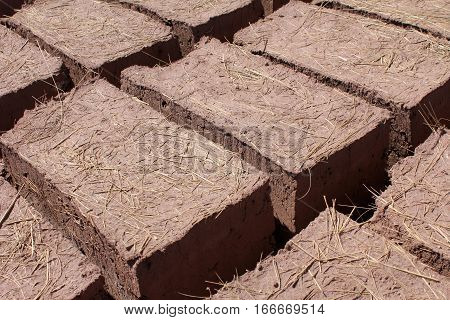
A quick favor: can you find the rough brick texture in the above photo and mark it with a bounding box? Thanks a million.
[0,172,103,300]
[0,80,274,299]
[0,24,67,132]
[8,0,180,86]
[373,130,449,275]
[214,208,449,299]
[235,1,450,160]
[122,39,391,232]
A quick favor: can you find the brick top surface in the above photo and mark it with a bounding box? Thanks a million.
[377,130,449,258]
[0,79,266,262]
[0,24,61,97]
[10,0,172,68]
[0,176,101,299]
[235,1,450,109]
[214,208,449,299]
[313,0,450,39]
[121,0,254,26]
[123,39,390,174]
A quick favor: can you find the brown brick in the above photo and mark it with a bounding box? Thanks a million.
[313,0,450,40]
[373,130,450,275]
[0,24,67,132]
[214,208,449,299]
[122,39,391,232]
[7,0,180,86]
[0,172,103,300]
[0,79,274,299]
[235,1,450,160]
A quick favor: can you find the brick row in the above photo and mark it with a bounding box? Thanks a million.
[373,130,449,275]
[0,24,67,133]
[235,1,450,161]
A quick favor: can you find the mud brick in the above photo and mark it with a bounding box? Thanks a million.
[373,130,449,275]
[0,0,30,17]
[109,0,289,55]
[7,0,180,86]
[0,79,274,299]
[0,24,66,133]
[122,39,391,232]
[235,1,450,161]
[0,172,103,300]
[313,0,450,40]
[214,208,449,299]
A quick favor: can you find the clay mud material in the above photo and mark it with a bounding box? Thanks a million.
[0,79,274,299]
[122,39,391,233]
[0,0,29,17]
[235,1,450,161]
[7,0,180,86]
[0,172,103,299]
[111,0,288,55]
[214,207,449,299]
[0,24,67,133]
[314,0,450,40]
[373,130,449,275]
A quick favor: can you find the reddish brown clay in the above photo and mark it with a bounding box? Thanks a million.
[313,0,450,40]
[108,0,289,55]
[0,171,104,300]
[7,0,181,86]
[0,24,68,133]
[372,130,449,276]
[0,79,275,299]
[122,39,391,233]
[235,1,450,162]
[214,208,449,299]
